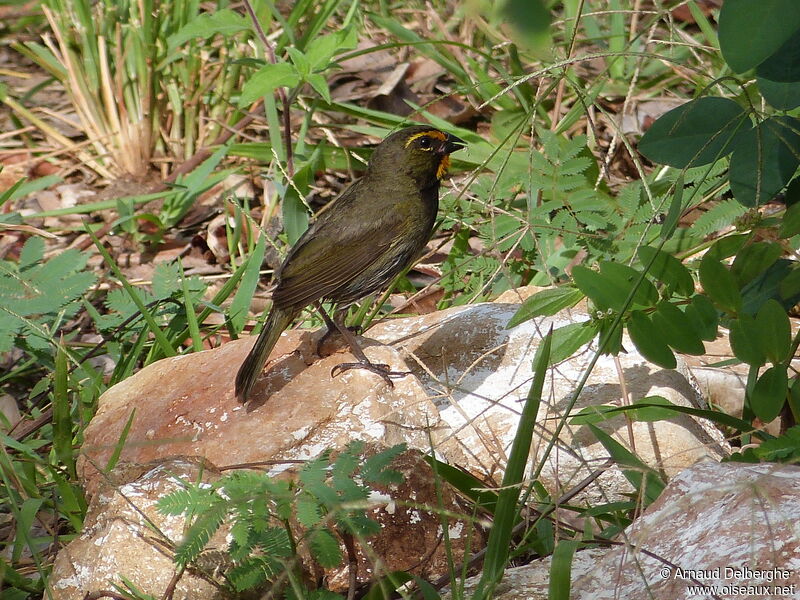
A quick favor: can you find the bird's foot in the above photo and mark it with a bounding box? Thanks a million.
[330,361,411,388]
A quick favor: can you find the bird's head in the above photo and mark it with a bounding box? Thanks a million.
[368,125,466,185]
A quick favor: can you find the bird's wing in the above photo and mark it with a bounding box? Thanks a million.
[272,185,404,309]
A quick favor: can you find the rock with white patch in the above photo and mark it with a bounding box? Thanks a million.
[50,458,226,600]
[570,461,800,599]
[369,302,729,503]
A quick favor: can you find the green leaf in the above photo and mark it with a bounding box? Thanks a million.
[309,529,342,568]
[756,300,791,364]
[731,241,783,287]
[699,254,742,314]
[757,78,800,111]
[683,294,719,342]
[627,310,677,369]
[549,540,579,600]
[422,455,499,514]
[706,234,749,262]
[541,321,599,365]
[305,31,349,70]
[638,97,748,168]
[572,266,625,311]
[475,327,551,599]
[239,63,301,106]
[229,235,266,334]
[507,287,584,327]
[660,176,683,240]
[651,301,705,355]
[779,202,800,238]
[306,73,331,104]
[718,0,800,72]
[637,246,694,297]
[729,116,800,207]
[569,398,681,425]
[599,261,659,308]
[751,366,788,423]
[597,316,624,355]
[729,314,766,367]
[167,9,250,49]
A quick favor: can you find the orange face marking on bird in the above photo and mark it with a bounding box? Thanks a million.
[437,155,451,179]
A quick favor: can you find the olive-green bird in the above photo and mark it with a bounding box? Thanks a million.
[235,125,465,403]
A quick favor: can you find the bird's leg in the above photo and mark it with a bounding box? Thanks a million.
[314,303,409,387]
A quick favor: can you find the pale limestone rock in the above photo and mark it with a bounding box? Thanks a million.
[369,302,729,503]
[444,548,607,600]
[54,451,479,599]
[571,461,800,599]
[447,462,800,600]
[50,458,225,600]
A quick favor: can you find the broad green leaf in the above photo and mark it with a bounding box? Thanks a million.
[572,266,626,311]
[729,116,800,207]
[779,264,800,301]
[239,63,301,106]
[729,314,766,367]
[651,301,705,355]
[699,254,742,314]
[597,316,624,356]
[306,73,331,104]
[718,0,800,72]
[730,241,782,287]
[637,246,694,297]
[506,287,584,328]
[754,24,800,82]
[638,97,748,168]
[167,9,250,49]
[684,294,719,342]
[758,78,800,111]
[706,234,749,262]
[751,366,788,423]
[756,300,791,364]
[541,321,598,365]
[599,261,659,308]
[501,0,552,50]
[779,202,800,238]
[627,310,677,369]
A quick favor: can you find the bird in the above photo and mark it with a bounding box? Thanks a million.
[235,125,466,403]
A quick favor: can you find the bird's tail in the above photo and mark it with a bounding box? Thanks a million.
[235,307,295,403]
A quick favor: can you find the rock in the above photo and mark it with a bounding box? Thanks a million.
[571,461,800,599]
[53,450,481,599]
[50,458,226,600]
[368,302,729,503]
[78,330,440,497]
[443,548,608,600]
[448,462,800,600]
[67,293,735,596]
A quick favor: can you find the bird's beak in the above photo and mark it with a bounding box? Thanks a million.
[441,133,466,155]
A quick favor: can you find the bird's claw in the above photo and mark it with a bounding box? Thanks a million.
[330,362,411,388]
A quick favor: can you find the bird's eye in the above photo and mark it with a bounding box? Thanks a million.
[418,137,432,150]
